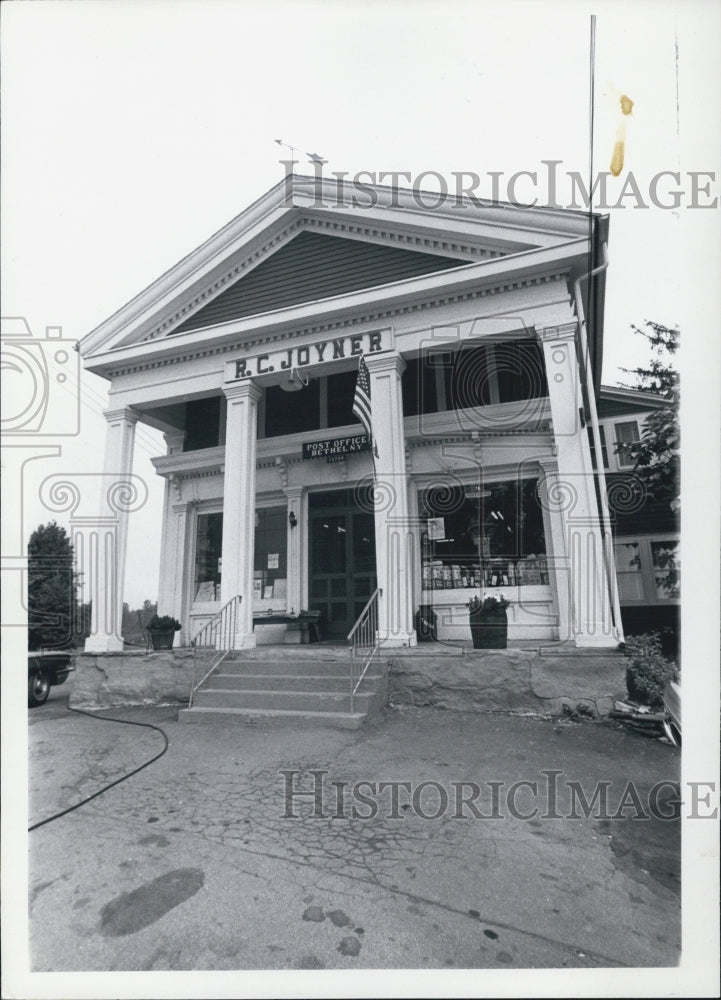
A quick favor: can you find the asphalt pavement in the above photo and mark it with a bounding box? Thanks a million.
[27,676,681,974]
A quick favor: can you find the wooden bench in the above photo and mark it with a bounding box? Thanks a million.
[252,611,322,644]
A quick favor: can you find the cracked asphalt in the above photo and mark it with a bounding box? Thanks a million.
[28,678,680,972]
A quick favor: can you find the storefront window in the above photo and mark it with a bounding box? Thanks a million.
[194,512,223,601]
[419,479,547,589]
[254,507,288,605]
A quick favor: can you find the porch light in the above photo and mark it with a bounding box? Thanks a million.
[279,367,309,392]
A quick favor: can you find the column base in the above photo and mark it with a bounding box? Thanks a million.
[574,632,621,649]
[84,633,125,653]
[379,631,417,649]
[224,631,257,651]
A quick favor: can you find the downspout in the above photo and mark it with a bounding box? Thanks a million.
[573,241,625,644]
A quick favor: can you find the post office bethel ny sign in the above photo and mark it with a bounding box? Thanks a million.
[225,330,388,381]
[303,434,371,463]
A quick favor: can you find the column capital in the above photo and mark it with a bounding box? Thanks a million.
[537,455,560,475]
[223,381,262,402]
[164,430,186,455]
[537,322,578,344]
[365,352,406,376]
[104,406,139,424]
[283,486,305,501]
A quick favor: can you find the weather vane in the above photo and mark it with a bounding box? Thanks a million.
[274,139,327,168]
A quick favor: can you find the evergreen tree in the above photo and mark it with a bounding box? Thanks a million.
[27,521,81,649]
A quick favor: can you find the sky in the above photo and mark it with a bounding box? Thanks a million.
[2,0,718,610]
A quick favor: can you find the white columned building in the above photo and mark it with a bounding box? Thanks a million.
[78,174,623,653]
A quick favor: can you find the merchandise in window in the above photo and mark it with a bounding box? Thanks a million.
[254,507,288,605]
[419,479,547,590]
[194,512,223,601]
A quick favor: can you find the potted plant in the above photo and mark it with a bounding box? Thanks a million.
[467,593,510,649]
[147,614,181,651]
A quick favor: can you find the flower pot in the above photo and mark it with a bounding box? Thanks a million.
[150,630,175,651]
[469,609,508,649]
[415,605,437,642]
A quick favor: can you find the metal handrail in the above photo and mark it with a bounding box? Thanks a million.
[347,587,381,713]
[189,594,242,708]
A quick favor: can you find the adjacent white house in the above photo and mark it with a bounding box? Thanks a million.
[79,175,625,653]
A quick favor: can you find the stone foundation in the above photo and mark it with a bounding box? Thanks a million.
[70,649,196,709]
[387,647,627,717]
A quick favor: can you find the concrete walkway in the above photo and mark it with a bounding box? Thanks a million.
[28,679,680,975]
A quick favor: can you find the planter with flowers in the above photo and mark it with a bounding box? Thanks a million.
[147,614,182,651]
[467,594,510,649]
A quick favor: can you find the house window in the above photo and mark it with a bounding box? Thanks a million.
[651,540,680,599]
[253,507,288,606]
[614,542,644,600]
[418,478,547,589]
[615,420,640,467]
[613,535,680,604]
[587,425,609,468]
[194,512,223,601]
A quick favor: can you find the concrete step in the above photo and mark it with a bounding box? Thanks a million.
[178,706,367,730]
[193,687,374,713]
[224,646,354,663]
[205,672,381,692]
[220,658,363,676]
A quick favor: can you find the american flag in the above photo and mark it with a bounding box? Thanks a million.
[352,354,378,458]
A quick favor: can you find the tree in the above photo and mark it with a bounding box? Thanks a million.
[619,322,680,596]
[27,521,83,650]
[619,321,679,511]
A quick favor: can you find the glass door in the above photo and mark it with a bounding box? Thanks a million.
[309,498,376,639]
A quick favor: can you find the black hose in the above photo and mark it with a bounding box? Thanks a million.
[28,705,169,832]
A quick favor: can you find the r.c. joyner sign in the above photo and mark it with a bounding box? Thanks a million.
[226,330,387,381]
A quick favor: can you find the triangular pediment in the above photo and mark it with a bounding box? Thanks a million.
[80,174,601,371]
[169,230,468,335]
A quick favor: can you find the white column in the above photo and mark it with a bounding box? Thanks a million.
[156,430,186,623]
[220,381,260,648]
[538,456,572,642]
[284,486,305,614]
[84,407,138,652]
[538,324,617,647]
[366,353,417,647]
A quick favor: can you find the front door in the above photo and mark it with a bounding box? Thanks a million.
[309,492,376,640]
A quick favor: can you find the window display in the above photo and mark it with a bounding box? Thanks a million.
[194,512,223,601]
[419,479,547,590]
[254,507,288,605]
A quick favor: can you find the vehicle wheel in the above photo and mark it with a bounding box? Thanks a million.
[28,668,51,707]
